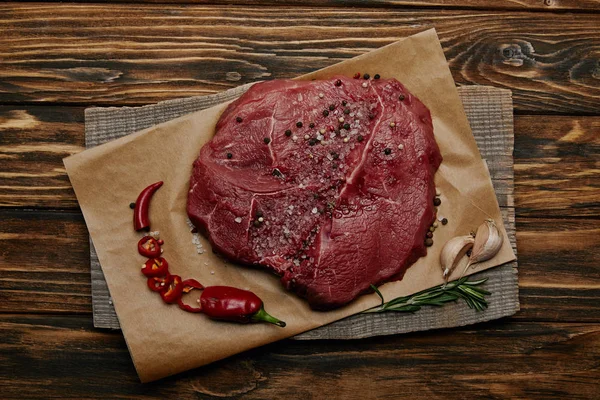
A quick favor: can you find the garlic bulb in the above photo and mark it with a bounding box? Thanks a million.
[440,235,475,283]
[461,219,503,277]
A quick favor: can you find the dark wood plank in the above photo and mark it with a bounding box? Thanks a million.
[1,209,598,322]
[0,210,91,314]
[1,5,599,113]
[0,106,83,208]
[11,0,600,12]
[516,218,600,322]
[2,106,598,217]
[514,115,600,218]
[0,314,598,398]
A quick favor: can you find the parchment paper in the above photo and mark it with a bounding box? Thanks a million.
[64,29,516,382]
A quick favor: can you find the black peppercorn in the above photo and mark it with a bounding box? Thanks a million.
[335,79,342,87]
[343,123,350,130]
[399,94,405,101]
[256,210,263,218]
[263,137,271,144]
[296,121,303,128]
[285,129,292,137]
[309,138,317,146]
[236,116,243,123]
[357,135,364,142]
[309,123,315,128]
[384,148,392,155]
[323,110,329,117]
[253,220,261,227]
[433,197,441,206]
[363,73,370,80]
[226,152,233,159]
[441,218,448,225]
[342,100,347,106]
[129,202,136,209]
[344,108,350,114]
[329,104,335,111]
[374,74,380,79]
[425,238,434,247]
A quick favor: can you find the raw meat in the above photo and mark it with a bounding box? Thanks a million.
[187,76,442,310]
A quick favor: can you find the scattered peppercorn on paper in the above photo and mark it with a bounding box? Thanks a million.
[64,29,516,382]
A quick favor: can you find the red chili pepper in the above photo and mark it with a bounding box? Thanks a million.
[133,181,163,231]
[177,279,205,313]
[147,274,172,292]
[138,236,161,258]
[353,72,361,79]
[160,275,183,304]
[199,286,286,327]
[141,257,169,278]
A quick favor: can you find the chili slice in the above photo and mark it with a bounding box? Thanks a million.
[141,257,169,278]
[177,279,205,313]
[133,181,163,231]
[160,275,183,304]
[147,274,172,292]
[138,236,161,258]
[182,279,204,292]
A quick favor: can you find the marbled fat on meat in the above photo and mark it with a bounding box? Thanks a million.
[187,77,442,310]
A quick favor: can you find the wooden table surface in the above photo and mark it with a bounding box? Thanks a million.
[1,1,599,398]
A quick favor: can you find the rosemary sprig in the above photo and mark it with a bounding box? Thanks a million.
[364,277,490,313]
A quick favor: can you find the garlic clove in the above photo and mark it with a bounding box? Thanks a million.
[440,235,475,282]
[470,219,503,265]
[460,219,504,278]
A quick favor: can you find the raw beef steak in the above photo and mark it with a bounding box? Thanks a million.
[187,76,442,310]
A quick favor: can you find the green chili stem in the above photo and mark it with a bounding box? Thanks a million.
[252,307,287,327]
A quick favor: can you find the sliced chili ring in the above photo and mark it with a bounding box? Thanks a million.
[182,279,204,292]
[160,275,183,304]
[178,299,203,313]
[141,257,169,278]
[138,236,161,258]
[147,274,172,292]
[177,279,204,313]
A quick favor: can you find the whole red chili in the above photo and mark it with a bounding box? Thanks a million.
[138,236,161,258]
[147,274,172,292]
[161,275,183,304]
[199,286,286,327]
[141,257,169,278]
[133,181,163,231]
[177,279,205,313]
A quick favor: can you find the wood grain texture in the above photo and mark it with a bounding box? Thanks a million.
[0,210,91,314]
[14,0,600,11]
[0,106,83,208]
[0,314,598,398]
[514,115,600,218]
[1,209,597,321]
[2,106,598,216]
[1,5,599,113]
